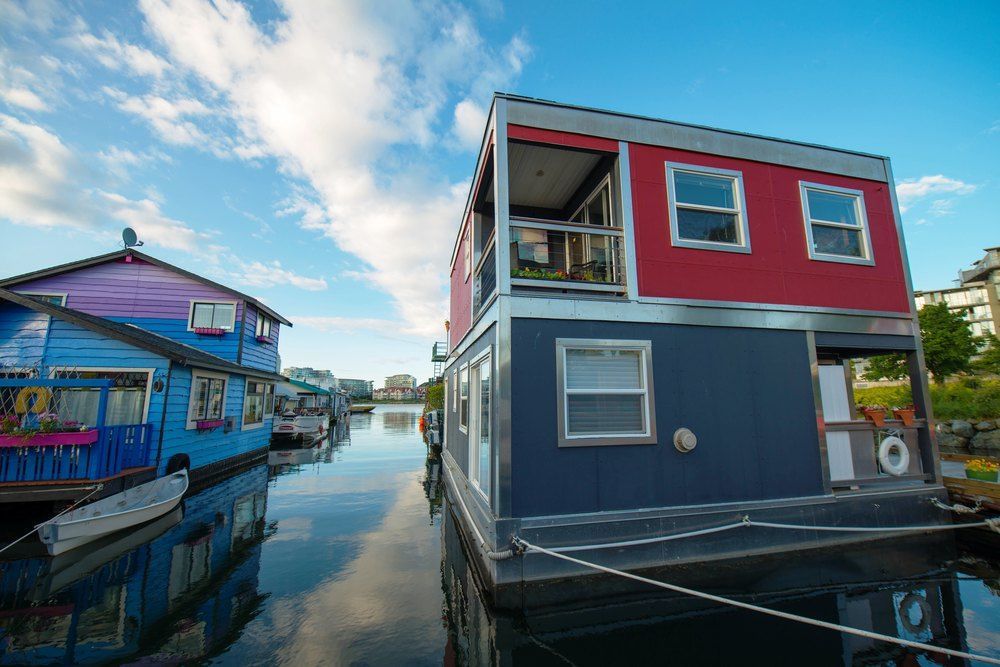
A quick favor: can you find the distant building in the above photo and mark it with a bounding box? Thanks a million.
[372,386,416,401]
[385,373,417,390]
[334,378,373,399]
[914,246,1000,338]
[283,367,336,390]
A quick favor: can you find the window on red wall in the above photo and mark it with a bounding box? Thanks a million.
[799,182,874,266]
[666,163,750,254]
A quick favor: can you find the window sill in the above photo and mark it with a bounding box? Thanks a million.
[193,327,227,336]
[807,253,875,267]
[558,434,657,448]
[670,238,751,254]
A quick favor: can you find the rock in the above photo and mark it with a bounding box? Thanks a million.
[970,429,1000,453]
[951,420,975,438]
[937,422,953,434]
[936,432,969,453]
[995,418,1000,429]
[975,421,996,432]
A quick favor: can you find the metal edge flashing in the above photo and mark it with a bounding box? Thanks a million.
[500,94,889,182]
[444,306,499,372]
[617,141,640,300]
[497,294,513,518]
[509,297,916,337]
[636,295,912,319]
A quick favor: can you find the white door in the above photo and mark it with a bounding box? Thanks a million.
[818,364,855,481]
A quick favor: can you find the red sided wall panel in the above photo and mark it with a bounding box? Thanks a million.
[449,224,473,352]
[628,143,910,313]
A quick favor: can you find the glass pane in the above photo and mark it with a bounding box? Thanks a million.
[585,185,610,226]
[812,224,863,257]
[807,189,858,226]
[192,304,214,329]
[674,171,735,209]
[567,394,645,435]
[568,232,586,269]
[677,208,739,244]
[208,378,225,419]
[212,303,235,329]
[478,364,490,495]
[511,228,568,279]
[193,378,208,420]
[587,235,615,283]
[566,348,642,390]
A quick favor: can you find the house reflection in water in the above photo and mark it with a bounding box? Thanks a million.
[439,504,979,665]
[0,465,269,664]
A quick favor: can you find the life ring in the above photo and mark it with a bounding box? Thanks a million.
[878,436,910,476]
[898,592,931,634]
[14,387,52,415]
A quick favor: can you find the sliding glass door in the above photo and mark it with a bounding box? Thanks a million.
[469,353,491,500]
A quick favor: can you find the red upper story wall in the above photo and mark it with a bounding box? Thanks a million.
[449,221,472,352]
[628,143,911,313]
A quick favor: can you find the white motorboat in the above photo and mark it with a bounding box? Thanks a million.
[271,410,330,446]
[37,469,189,556]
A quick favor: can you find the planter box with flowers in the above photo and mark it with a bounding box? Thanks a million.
[194,327,226,336]
[0,413,97,447]
[255,335,272,344]
[196,419,225,430]
[965,458,999,483]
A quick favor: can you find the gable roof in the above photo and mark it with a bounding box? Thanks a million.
[0,249,292,326]
[0,289,285,382]
[286,378,331,395]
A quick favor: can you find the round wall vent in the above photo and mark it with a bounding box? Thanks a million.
[674,427,697,453]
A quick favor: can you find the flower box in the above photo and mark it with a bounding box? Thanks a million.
[255,335,272,344]
[861,408,887,428]
[892,409,916,426]
[965,468,998,483]
[0,429,99,448]
[196,419,225,430]
[194,327,226,336]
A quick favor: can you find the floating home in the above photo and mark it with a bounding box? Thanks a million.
[442,94,945,606]
[0,250,289,504]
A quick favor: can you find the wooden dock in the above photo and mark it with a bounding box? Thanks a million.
[940,453,1000,513]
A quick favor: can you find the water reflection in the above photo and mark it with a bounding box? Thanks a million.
[0,404,996,665]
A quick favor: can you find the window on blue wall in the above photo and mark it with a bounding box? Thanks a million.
[469,352,491,499]
[255,313,272,338]
[53,369,151,426]
[189,375,226,422]
[666,163,750,254]
[459,365,469,432]
[556,339,657,447]
[190,302,236,331]
[244,381,265,426]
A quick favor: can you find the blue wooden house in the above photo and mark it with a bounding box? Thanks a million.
[0,250,290,504]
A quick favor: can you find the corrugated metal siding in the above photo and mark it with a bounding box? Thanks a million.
[158,366,272,475]
[0,303,48,368]
[509,318,825,517]
[13,258,245,361]
[240,306,280,372]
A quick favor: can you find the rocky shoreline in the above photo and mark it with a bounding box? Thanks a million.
[936,418,1000,455]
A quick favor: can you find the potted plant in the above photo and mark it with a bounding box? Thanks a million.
[965,458,999,483]
[859,405,887,428]
[0,412,98,447]
[892,405,916,426]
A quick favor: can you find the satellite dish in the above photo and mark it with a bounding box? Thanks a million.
[122,227,143,248]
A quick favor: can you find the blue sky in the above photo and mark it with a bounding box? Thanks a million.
[1,0,997,385]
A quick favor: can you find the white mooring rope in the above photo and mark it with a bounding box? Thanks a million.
[0,483,104,556]
[515,538,1000,665]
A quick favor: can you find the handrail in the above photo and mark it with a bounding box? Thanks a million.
[510,216,624,236]
[474,232,497,277]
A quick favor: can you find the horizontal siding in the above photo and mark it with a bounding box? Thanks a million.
[105,317,241,361]
[0,303,47,369]
[159,366,272,475]
[240,306,280,372]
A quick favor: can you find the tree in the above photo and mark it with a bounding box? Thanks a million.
[918,302,977,384]
[973,334,1000,376]
[862,354,907,382]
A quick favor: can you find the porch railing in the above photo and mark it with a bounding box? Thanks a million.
[509,217,626,293]
[474,237,497,316]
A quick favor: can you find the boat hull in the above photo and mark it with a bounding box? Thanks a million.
[38,470,189,556]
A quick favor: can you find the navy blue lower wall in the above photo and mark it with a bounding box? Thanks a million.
[510,319,825,517]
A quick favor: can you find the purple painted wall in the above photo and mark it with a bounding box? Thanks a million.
[13,257,246,361]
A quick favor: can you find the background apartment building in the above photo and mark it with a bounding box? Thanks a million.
[334,378,374,399]
[914,246,1000,338]
[385,373,417,390]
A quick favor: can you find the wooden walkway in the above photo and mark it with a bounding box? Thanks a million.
[941,453,1000,514]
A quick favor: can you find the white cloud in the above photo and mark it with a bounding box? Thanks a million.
[0,52,54,111]
[136,0,529,337]
[0,113,206,251]
[104,86,216,147]
[69,30,171,78]
[97,145,172,178]
[292,315,397,333]
[895,174,976,212]
[928,198,954,217]
[225,259,328,291]
[988,120,1000,135]
[451,98,487,149]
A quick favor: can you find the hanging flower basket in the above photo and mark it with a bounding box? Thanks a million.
[194,327,226,336]
[195,419,225,430]
[0,429,99,448]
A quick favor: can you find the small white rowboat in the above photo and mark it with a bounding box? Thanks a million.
[37,469,189,556]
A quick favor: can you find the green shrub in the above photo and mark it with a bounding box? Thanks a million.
[853,380,1000,420]
[425,383,444,411]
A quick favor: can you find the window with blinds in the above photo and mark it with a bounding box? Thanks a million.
[557,339,656,447]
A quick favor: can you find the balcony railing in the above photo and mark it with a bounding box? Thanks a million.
[509,217,626,293]
[474,235,497,316]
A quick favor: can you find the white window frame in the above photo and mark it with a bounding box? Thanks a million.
[18,291,67,306]
[458,363,469,433]
[799,181,875,266]
[463,229,472,281]
[665,162,751,254]
[555,338,656,447]
[451,370,457,413]
[186,369,228,429]
[467,348,492,500]
[48,366,155,424]
[241,378,275,430]
[187,300,238,332]
[255,311,273,338]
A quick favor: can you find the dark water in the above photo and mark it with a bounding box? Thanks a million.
[0,403,996,665]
